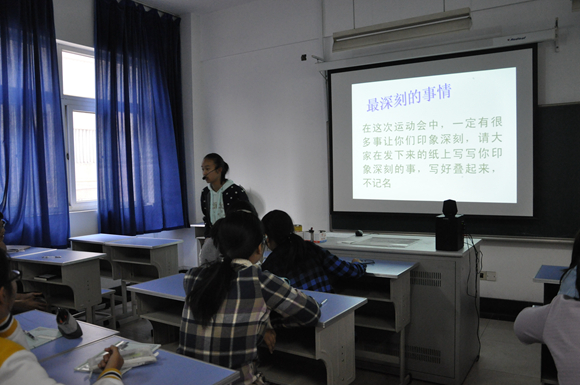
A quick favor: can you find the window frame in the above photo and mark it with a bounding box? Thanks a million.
[57,41,97,212]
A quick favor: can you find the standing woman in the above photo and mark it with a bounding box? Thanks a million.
[178,212,320,385]
[200,153,249,238]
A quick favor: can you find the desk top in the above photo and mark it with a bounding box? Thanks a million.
[8,247,56,258]
[128,273,367,329]
[105,237,183,249]
[128,273,185,301]
[323,233,481,258]
[41,335,239,385]
[343,257,417,278]
[302,289,367,328]
[10,249,105,265]
[14,310,118,362]
[533,265,566,284]
[69,233,135,244]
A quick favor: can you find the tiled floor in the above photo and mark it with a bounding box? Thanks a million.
[115,314,541,385]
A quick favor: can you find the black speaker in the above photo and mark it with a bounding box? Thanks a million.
[436,200,464,251]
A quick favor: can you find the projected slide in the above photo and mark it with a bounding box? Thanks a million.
[352,68,517,203]
[330,47,534,216]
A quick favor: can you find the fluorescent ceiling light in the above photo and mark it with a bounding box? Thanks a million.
[333,8,472,52]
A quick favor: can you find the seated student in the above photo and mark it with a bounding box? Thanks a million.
[261,210,366,292]
[198,200,259,265]
[514,232,580,385]
[558,230,580,298]
[0,249,125,385]
[0,213,48,314]
[177,212,320,385]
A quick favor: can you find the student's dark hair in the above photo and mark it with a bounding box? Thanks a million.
[186,212,264,326]
[204,153,229,184]
[210,200,258,243]
[561,229,580,295]
[261,210,309,277]
[0,248,14,296]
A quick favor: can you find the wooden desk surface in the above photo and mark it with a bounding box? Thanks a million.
[14,310,118,362]
[104,237,183,249]
[41,335,240,385]
[10,249,104,265]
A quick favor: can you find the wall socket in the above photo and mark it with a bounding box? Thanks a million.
[480,271,497,281]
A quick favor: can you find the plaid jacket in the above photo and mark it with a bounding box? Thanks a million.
[262,242,366,293]
[177,261,320,385]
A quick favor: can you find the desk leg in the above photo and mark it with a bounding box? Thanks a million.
[121,281,128,315]
[315,313,356,385]
[399,327,411,385]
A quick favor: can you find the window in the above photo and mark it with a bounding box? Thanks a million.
[57,42,97,211]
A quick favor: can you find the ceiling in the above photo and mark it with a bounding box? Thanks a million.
[140,0,257,16]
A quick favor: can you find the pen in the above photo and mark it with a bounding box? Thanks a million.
[24,330,36,340]
[319,299,328,307]
[98,340,129,357]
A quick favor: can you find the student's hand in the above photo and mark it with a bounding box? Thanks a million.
[14,293,49,312]
[99,345,124,371]
[352,258,361,263]
[264,329,276,354]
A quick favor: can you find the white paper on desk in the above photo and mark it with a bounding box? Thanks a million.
[74,342,161,373]
[25,327,62,349]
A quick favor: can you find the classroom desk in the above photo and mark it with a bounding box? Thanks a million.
[338,258,416,385]
[190,222,206,266]
[40,335,240,385]
[128,273,368,385]
[10,249,104,323]
[533,264,565,385]
[322,234,481,385]
[14,309,118,362]
[70,233,137,317]
[104,237,182,284]
[70,233,135,280]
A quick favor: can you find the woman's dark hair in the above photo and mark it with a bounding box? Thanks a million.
[261,210,309,277]
[561,229,580,294]
[204,153,229,184]
[0,248,14,296]
[186,212,264,326]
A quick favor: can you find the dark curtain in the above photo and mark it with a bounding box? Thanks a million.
[0,0,70,247]
[95,0,189,235]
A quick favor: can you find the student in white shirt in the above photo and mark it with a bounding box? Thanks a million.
[514,230,580,385]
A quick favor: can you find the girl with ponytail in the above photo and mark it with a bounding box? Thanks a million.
[178,212,320,385]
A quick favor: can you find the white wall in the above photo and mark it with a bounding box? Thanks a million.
[53,0,580,302]
[184,0,580,303]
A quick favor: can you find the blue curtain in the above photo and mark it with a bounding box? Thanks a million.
[95,0,189,235]
[0,0,70,248]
